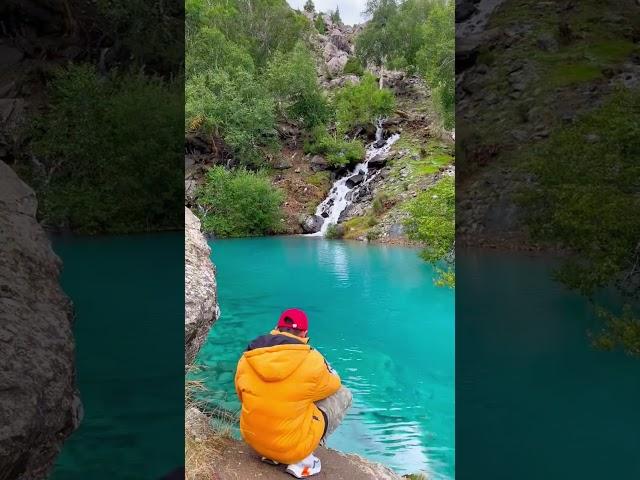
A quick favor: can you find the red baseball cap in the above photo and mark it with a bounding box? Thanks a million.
[277,308,309,332]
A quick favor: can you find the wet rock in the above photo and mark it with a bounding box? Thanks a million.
[346,173,364,188]
[368,153,389,168]
[300,214,323,233]
[0,161,81,479]
[185,207,220,365]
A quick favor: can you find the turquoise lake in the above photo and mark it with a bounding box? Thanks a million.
[192,236,455,478]
[49,234,184,480]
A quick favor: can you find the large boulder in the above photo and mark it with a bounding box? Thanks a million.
[185,207,220,365]
[329,29,351,52]
[346,173,365,188]
[0,161,82,479]
[300,214,323,234]
[327,55,349,76]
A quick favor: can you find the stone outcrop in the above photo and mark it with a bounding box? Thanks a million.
[185,207,220,365]
[0,161,82,479]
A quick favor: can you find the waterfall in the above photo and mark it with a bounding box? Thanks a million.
[310,124,399,236]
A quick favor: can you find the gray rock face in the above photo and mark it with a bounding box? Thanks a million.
[300,214,323,234]
[0,161,81,480]
[185,207,220,365]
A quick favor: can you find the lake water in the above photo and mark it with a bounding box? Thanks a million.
[49,234,184,480]
[191,236,455,478]
[457,249,640,479]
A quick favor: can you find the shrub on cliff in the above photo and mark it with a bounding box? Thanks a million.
[333,73,395,134]
[304,127,365,168]
[405,175,455,287]
[197,166,284,237]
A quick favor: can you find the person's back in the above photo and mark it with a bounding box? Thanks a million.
[234,309,352,476]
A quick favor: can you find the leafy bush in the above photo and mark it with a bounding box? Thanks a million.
[404,175,455,287]
[333,73,395,134]
[343,57,365,76]
[372,192,389,215]
[186,69,277,166]
[265,43,329,128]
[303,127,365,168]
[197,166,284,237]
[325,223,344,239]
[27,65,183,233]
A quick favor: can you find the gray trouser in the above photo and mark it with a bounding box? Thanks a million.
[315,386,352,439]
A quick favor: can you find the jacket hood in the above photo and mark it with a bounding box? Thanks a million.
[244,332,311,382]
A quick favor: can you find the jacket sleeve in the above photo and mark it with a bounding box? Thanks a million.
[234,359,243,403]
[309,351,341,401]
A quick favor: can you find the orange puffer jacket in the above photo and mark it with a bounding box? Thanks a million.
[235,330,341,463]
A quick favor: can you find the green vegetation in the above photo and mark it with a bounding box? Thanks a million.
[334,73,395,134]
[404,176,455,287]
[266,43,330,128]
[325,223,344,239]
[304,127,365,168]
[186,0,313,167]
[343,57,365,76]
[314,16,326,33]
[306,171,332,189]
[303,0,315,13]
[330,6,342,24]
[342,215,377,240]
[357,0,454,128]
[518,90,640,354]
[25,65,182,234]
[197,166,284,237]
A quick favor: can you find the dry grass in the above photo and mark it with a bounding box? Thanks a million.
[185,374,240,480]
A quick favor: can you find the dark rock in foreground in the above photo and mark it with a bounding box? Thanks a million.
[0,161,82,479]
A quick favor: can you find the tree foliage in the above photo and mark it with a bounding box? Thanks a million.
[404,175,455,287]
[304,0,315,13]
[186,0,328,166]
[520,89,640,354]
[356,0,454,128]
[27,65,183,233]
[265,42,330,128]
[333,73,395,134]
[197,166,284,237]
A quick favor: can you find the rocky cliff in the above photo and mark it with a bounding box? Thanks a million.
[0,161,81,479]
[185,207,220,366]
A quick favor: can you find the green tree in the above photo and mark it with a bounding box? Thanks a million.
[27,65,183,233]
[404,175,455,287]
[304,0,315,13]
[416,0,454,129]
[197,166,284,237]
[520,90,640,354]
[331,6,342,24]
[333,73,395,134]
[265,43,329,127]
[186,69,277,166]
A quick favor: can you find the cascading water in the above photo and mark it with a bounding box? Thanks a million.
[311,122,400,236]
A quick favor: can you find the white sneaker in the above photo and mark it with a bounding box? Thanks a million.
[285,453,321,478]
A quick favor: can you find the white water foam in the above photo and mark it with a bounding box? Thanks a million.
[311,126,400,236]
